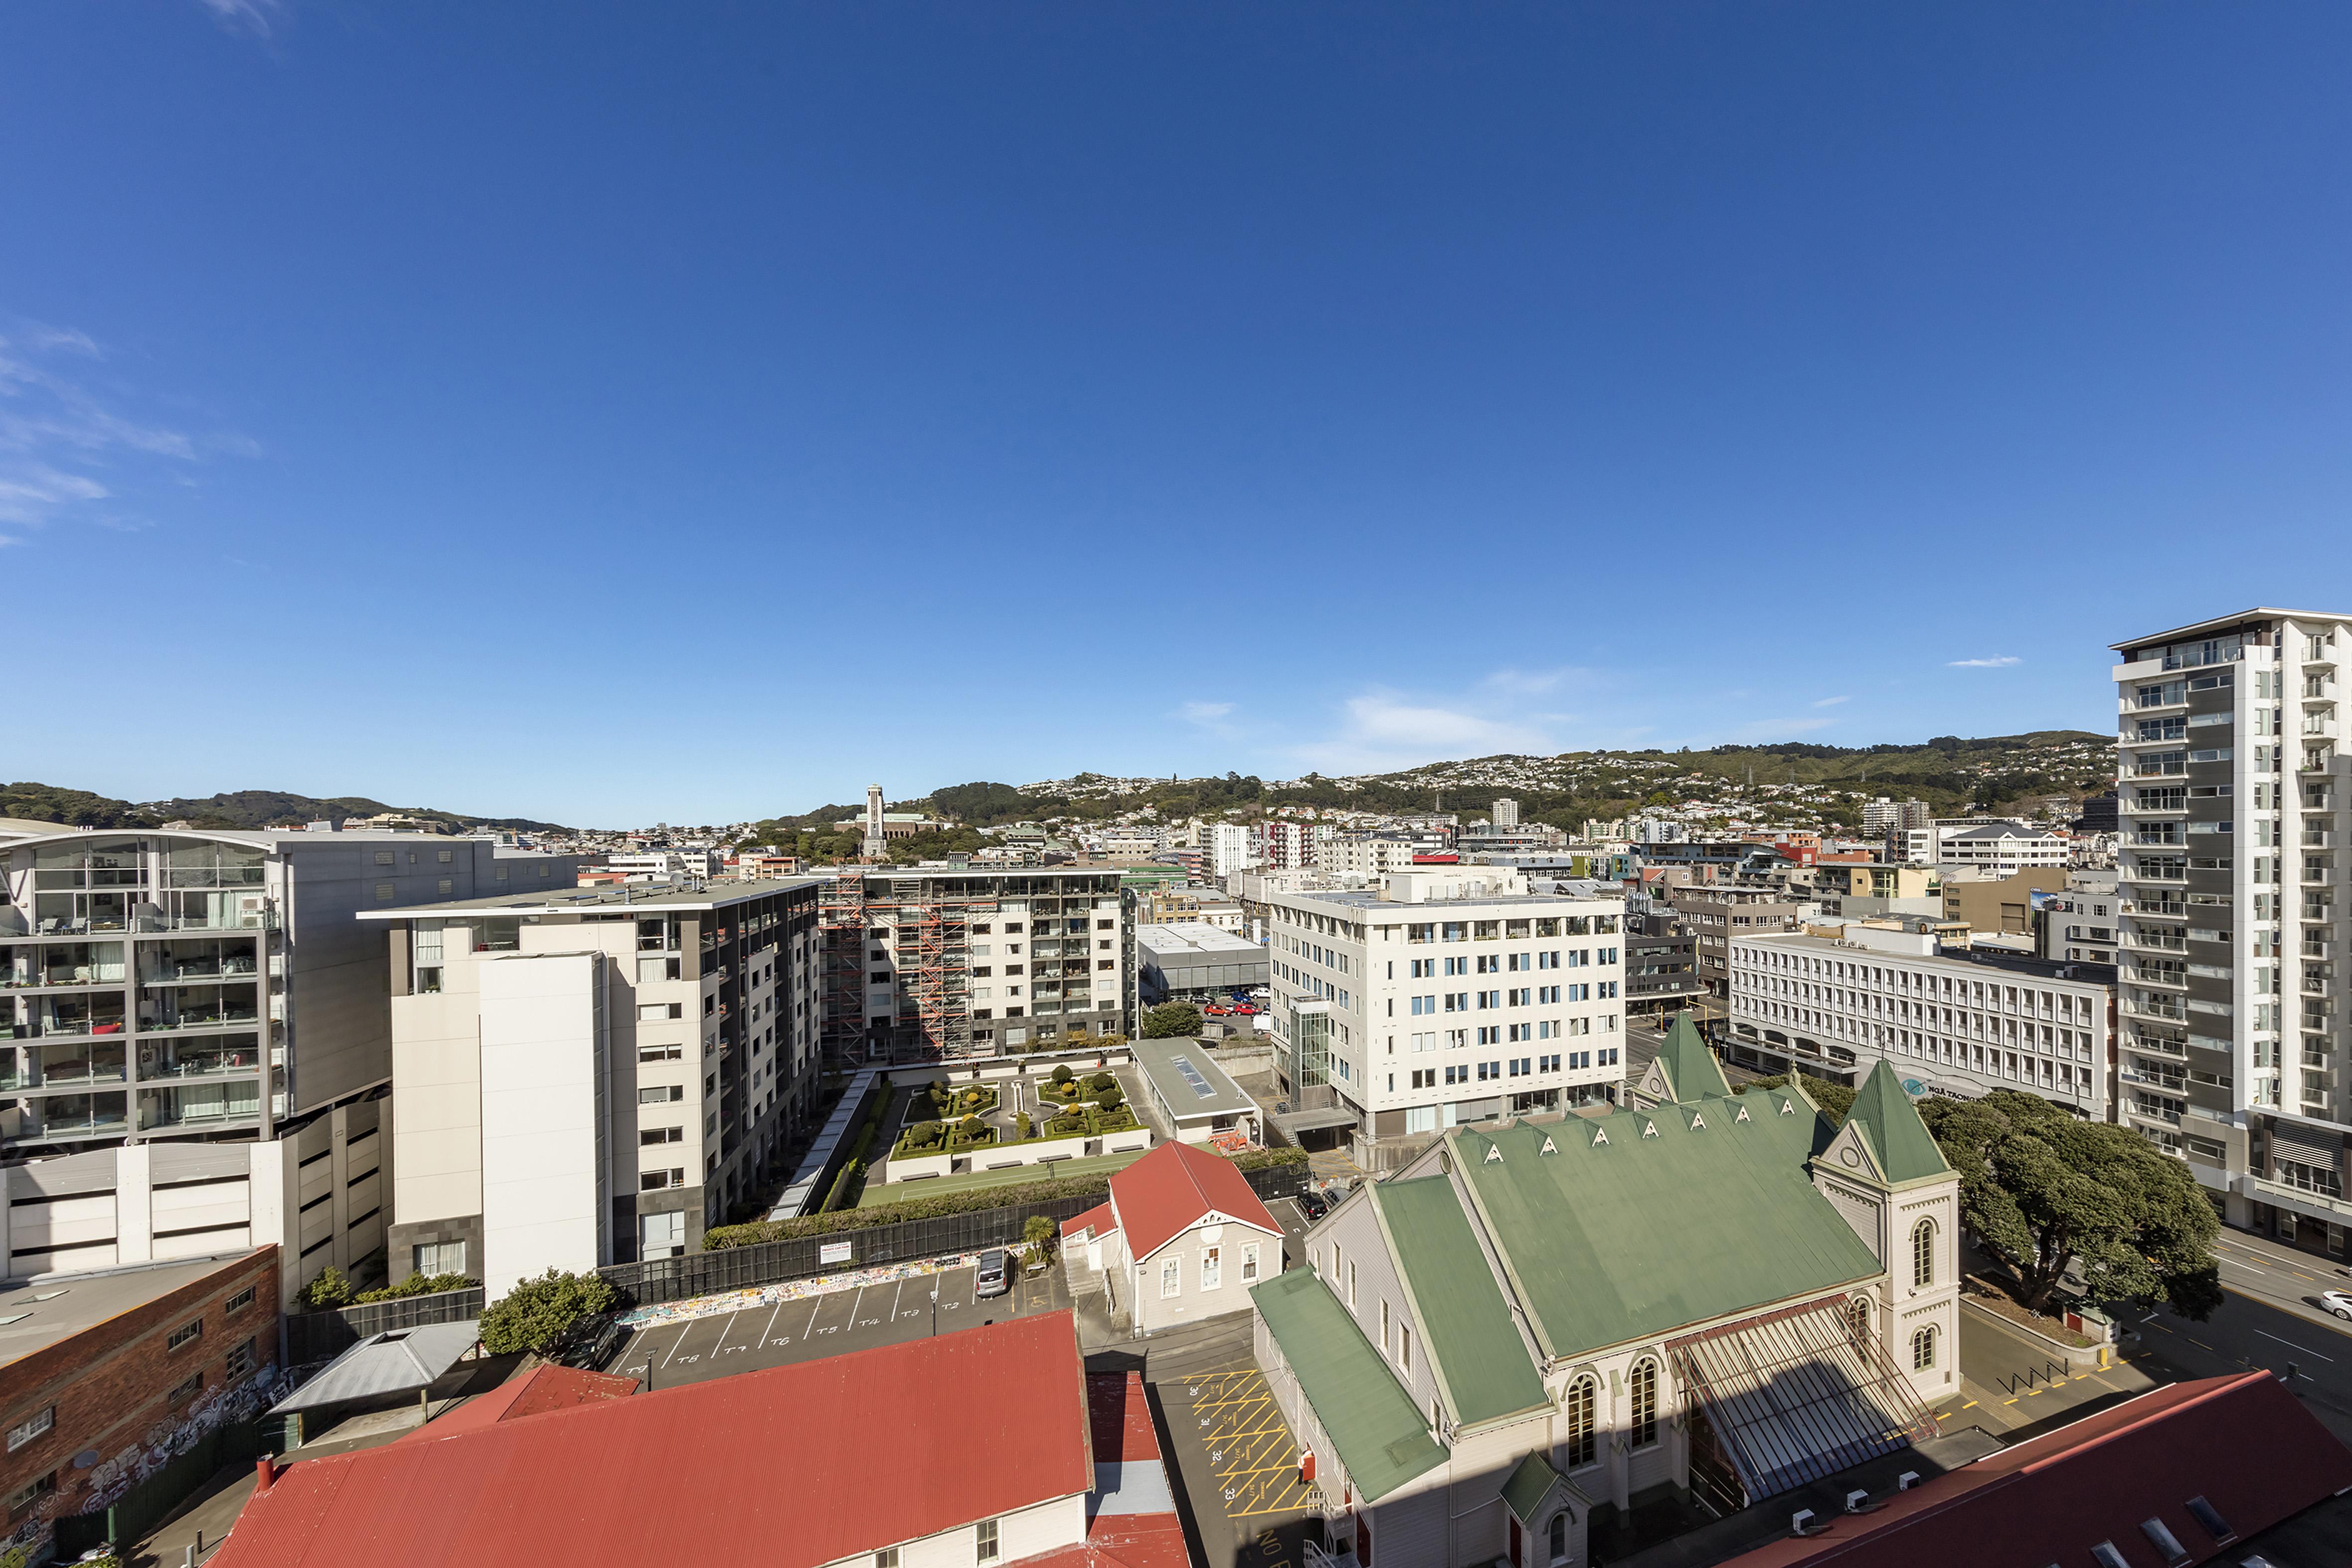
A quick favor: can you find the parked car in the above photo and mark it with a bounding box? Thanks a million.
[975,1248,1011,1298]
[1294,1189,1330,1223]
[2321,1289,2352,1322]
[1203,1004,1232,1016]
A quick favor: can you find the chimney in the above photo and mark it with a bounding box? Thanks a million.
[255,1453,277,1491]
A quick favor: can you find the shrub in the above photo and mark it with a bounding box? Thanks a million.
[900,1118,945,1152]
[1045,1112,1088,1138]
[1093,1083,1125,1112]
[1086,1072,1117,1093]
[819,1158,863,1212]
[353,1271,475,1305]
[295,1265,353,1311]
[1051,1064,1073,1086]
[1143,1001,1201,1039]
[699,1145,1306,1249]
[1015,1111,1034,1139]
[479,1268,617,1356]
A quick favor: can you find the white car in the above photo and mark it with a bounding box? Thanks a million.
[2319,1289,2352,1323]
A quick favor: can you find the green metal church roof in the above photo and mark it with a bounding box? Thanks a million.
[1250,1267,1447,1503]
[1371,1177,1550,1429]
[1451,1090,1884,1361]
[1653,1010,1732,1102]
[1843,1058,1953,1187]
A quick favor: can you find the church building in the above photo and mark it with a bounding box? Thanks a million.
[1250,1014,1961,1567]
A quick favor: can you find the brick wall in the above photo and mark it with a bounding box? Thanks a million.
[0,1246,279,1539]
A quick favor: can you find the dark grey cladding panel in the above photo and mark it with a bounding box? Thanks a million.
[2185,972,2234,1006]
[2186,1080,2233,1113]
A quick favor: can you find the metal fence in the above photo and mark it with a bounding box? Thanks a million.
[284,1285,487,1364]
[599,1160,1312,1309]
[52,1419,270,1557]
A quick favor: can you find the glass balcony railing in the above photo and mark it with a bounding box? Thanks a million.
[138,1084,261,1129]
[8,1092,131,1141]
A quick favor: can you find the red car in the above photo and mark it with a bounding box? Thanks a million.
[1202,1004,1232,1016]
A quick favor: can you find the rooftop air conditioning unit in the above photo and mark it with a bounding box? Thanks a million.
[1790,1509,1818,1537]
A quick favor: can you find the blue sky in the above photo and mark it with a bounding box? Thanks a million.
[6,4,2351,825]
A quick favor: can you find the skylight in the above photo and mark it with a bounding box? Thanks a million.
[2137,1519,2189,1568]
[2183,1496,2233,1543]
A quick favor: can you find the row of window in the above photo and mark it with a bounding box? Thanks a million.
[1403,983,1617,1014]
[1158,1242,1262,1297]
[1404,949,1617,978]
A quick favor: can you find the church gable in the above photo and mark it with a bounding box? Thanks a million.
[1816,1119,1884,1187]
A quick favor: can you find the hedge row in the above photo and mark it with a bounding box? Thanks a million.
[818,1085,899,1214]
[703,1144,1306,1249]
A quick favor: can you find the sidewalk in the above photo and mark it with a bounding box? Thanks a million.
[1950,1301,2158,1441]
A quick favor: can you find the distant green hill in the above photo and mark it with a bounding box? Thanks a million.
[0,782,567,834]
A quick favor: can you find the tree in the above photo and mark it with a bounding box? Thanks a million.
[1740,1074,1855,1125]
[1919,1090,2221,1320]
[479,1267,619,1355]
[1051,1063,1073,1086]
[1094,1083,1125,1113]
[1143,1001,1202,1039]
[1023,1213,1058,1262]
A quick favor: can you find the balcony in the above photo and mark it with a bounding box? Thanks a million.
[137,1083,261,1130]
[2124,994,2187,1023]
[146,1042,262,1081]
[6,1091,131,1142]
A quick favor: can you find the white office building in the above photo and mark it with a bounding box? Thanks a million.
[1208,823,1261,880]
[1266,868,1627,1147]
[1491,798,1520,829]
[2112,608,2352,1251]
[1726,925,2114,1120]
[2041,869,2120,966]
[363,879,822,1292]
[1929,821,2068,873]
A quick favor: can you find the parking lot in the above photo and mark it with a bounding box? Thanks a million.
[605,1256,1073,1389]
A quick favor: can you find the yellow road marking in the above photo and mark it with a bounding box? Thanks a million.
[2003,1398,2018,1405]
[1961,1401,1978,1409]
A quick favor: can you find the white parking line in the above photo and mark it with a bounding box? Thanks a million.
[2254,1327,2336,1362]
[759,1300,784,1347]
[803,1300,822,1338]
[849,1285,867,1328]
[661,1323,695,1368]
[890,1280,904,1323]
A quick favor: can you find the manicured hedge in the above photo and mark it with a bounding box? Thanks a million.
[702,1144,1307,1248]
[818,1084,899,1214]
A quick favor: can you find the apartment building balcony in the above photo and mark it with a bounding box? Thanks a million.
[2302,750,2336,774]
[8,995,128,1039]
[6,1092,131,1143]
[0,1043,130,1090]
[2121,896,2189,918]
[2123,993,2188,1023]
[2305,680,2340,703]
[137,1081,261,1131]
[145,1040,263,1081]
[2125,1028,2189,1059]
[2124,929,2188,953]
[135,995,261,1033]
[2128,965,2189,990]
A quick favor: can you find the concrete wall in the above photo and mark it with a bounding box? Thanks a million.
[479,952,607,1297]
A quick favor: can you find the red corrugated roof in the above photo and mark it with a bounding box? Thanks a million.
[1714,1371,2352,1568]
[1109,1141,1285,1263]
[215,1312,1093,1568]
[395,1364,639,1444]
[1004,1374,1185,1568]
[1087,1372,1160,1465]
[1062,1200,1118,1241]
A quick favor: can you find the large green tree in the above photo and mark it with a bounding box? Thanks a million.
[1142,1001,1202,1039]
[479,1267,618,1355]
[1919,1090,2221,1320]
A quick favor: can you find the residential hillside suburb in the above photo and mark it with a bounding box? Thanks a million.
[14,619,2352,1566]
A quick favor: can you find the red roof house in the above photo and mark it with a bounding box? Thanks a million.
[1062,1141,1285,1333]
[1710,1371,2352,1568]
[212,1311,1166,1568]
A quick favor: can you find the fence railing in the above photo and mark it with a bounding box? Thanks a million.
[284,1285,486,1364]
[599,1160,1311,1309]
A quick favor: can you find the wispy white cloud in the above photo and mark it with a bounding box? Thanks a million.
[0,325,249,538]
[1811,695,1851,708]
[196,0,284,36]
[1286,680,1562,773]
[1177,701,1234,725]
[1947,656,2022,668]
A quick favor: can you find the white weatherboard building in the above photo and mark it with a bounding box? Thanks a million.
[2112,608,2352,1251]
[363,879,822,1292]
[1267,868,1627,1144]
[1726,926,2115,1119]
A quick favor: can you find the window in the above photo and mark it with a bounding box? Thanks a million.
[639,1086,685,1104]
[374,882,396,902]
[1348,1259,1358,1307]
[641,1126,684,1145]
[415,1241,467,1276]
[226,1337,256,1380]
[641,1168,686,1191]
[639,1044,683,1063]
[876,1550,901,1568]
[227,1286,256,1315]
[1548,1512,1568,1564]
[1241,1242,1260,1282]
[5,1407,52,1454]
[1201,1246,1221,1291]
[167,1317,204,1352]
[1161,1256,1180,1298]
[168,1371,203,1406]
[1629,1359,1658,1447]
[1911,1218,1936,1288]
[1849,1296,1870,1342]
[5,1473,52,1516]
[976,1517,1000,1563]
[1562,1376,1596,1467]
[2183,1495,2233,1543]
[641,1209,686,1259]
[638,1002,685,1022]
[2138,1517,2190,1566]
[1912,1324,1938,1371]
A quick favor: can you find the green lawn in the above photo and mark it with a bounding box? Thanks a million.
[857,1148,1150,1209]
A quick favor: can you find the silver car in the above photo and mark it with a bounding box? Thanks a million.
[975,1248,1011,1299]
[2320,1288,2352,1323]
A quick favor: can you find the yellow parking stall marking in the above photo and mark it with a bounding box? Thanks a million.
[1961,1401,1978,1410]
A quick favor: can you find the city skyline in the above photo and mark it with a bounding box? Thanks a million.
[6,5,2352,823]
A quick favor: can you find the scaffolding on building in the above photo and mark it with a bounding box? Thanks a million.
[818,871,995,1066]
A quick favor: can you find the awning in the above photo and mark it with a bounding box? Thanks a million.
[1667,1296,1937,1502]
[269,1320,481,1414]
[1273,1107,1359,1133]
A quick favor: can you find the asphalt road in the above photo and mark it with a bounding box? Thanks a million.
[2124,1226,2352,1441]
[1627,1020,1767,1089]
[604,1257,1072,1390]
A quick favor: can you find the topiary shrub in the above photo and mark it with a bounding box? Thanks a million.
[479,1267,617,1356]
[1093,1083,1124,1113]
[1051,1064,1073,1086]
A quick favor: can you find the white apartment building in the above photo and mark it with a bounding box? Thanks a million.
[1928,821,2067,873]
[1491,797,1520,829]
[2042,869,2120,966]
[600,849,719,882]
[1726,925,2114,1120]
[363,879,823,1292]
[2113,609,2352,1251]
[1312,835,1430,880]
[1262,821,1311,871]
[1267,868,1627,1145]
[1208,823,1261,880]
